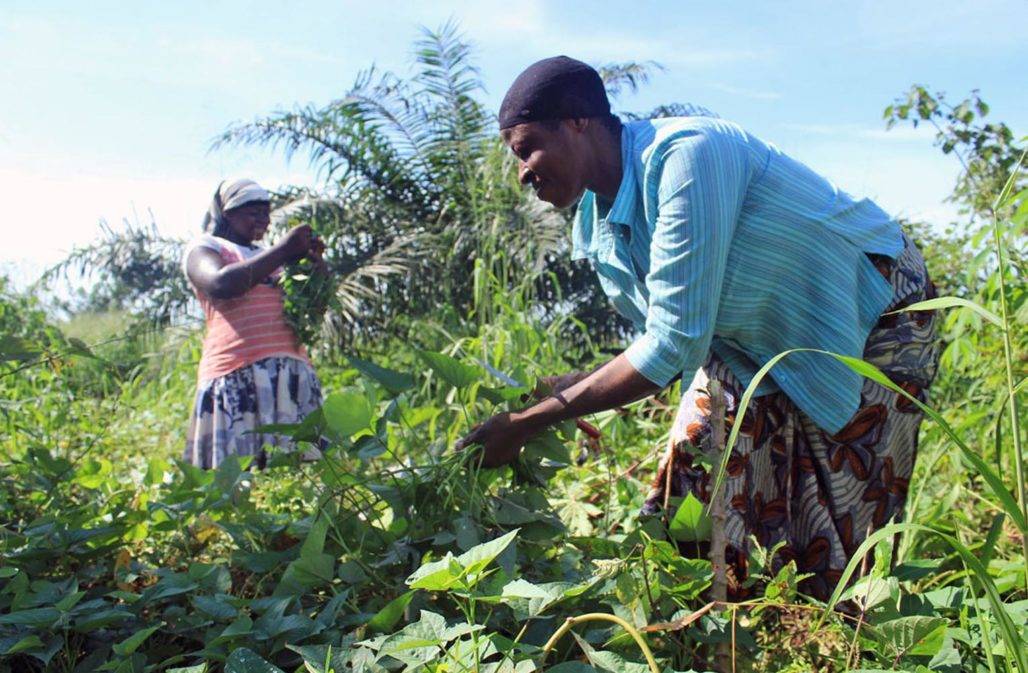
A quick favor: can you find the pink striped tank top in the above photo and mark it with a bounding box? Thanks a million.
[184,235,308,382]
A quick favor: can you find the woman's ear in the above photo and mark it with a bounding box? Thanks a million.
[568,117,591,133]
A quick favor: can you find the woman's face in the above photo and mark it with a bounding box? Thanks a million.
[224,201,271,242]
[501,121,588,209]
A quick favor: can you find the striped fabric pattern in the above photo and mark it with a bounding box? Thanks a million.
[572,117,904,434]
[184,235,307,382]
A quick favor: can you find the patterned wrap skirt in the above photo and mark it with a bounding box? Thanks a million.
[641,235,939,601]
[184,355,324,470]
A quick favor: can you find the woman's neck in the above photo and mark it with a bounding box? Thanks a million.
[218,228,255,247]
[589,127,623,201]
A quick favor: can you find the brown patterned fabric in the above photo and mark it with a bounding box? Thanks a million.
[642,235,939,601]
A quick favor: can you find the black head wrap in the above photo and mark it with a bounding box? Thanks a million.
[498,56,610,130]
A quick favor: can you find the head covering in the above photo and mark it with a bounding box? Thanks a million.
[202,178,271,232]
[499,56,610,130]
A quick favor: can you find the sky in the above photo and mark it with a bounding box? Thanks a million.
[1,0,1026,286]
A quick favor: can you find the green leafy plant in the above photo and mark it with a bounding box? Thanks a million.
[280,258,337,348]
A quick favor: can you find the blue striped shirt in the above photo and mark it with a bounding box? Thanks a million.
[573,117,903,433]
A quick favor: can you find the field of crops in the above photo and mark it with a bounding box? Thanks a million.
[1,26,1026,673]
[2,209,1026,673]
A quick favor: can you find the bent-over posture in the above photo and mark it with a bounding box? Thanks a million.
[461,57,939,600]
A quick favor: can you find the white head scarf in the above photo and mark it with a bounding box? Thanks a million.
[202,178,271,233]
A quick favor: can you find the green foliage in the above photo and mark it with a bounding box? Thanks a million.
[6,285,1023,672]
[885,86,1023,219]
[280,259,337,348]
[417,349,484,389]
[668,493,712,543]
[2,47,1026,673]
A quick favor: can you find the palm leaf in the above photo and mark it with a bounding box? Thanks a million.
[37,218,190,324]
[344,67,437,191]
[597,61,664,99]
[213,101,428,217]
[327,235,422,332]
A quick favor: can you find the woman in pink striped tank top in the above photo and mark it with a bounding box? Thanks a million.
[182,179,327,469]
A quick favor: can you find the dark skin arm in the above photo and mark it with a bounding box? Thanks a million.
[186,225,318,300]
[467,119,644,465]
[457,353,659,467]
[533,360,605,398]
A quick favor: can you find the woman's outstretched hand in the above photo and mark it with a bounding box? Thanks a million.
[461,371,588,467]
[456,412,538,468]
[459,356,660,469]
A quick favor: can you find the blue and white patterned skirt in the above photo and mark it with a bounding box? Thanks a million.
[184,355,323,469]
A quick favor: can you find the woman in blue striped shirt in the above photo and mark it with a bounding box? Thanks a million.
[459,56,939,600]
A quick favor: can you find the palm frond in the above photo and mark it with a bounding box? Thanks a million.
[510,196,569,272]
[596,61,665,100]
[624,102,720,121]
[270,189,343,227]
[342,67,440,190]
[326,234,422,334]
[213,101,430,216]
[415,20,488,131]
[414,20,492,176]
[37,217,190,323]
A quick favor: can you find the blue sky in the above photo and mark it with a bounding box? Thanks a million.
[2,0,1025,284]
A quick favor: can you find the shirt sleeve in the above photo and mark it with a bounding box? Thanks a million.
[181,235,223,280]
[623,130,749,387]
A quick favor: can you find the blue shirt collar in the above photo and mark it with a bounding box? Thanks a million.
[571,123,639,261]
[606,125,640,227]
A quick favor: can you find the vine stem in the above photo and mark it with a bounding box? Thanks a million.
[540,613,660,673]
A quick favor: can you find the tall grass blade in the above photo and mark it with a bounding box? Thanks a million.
[886,296,1003,328]
[816,522,1025,673]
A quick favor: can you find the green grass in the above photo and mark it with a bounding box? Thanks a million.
[0,150,1024,673]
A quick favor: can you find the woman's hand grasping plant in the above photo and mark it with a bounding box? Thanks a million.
[279,224,319,263]
[456,412,542,468]
[459,355,659,468]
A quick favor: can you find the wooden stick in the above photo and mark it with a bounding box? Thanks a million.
[707,380,732,673]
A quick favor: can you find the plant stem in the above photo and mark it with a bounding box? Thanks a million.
[730,604,737,673]
[988,149,1027,594]
[639,541,661,622]
[898,440,950,561]
[540,612,660,673]
[967,575,999,673]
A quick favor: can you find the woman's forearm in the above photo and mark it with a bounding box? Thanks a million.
[207,246,292,299]
[516,353,659,432]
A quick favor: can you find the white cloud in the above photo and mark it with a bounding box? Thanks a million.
[0,169,315,275]
[859,125,937,142]
[666,48,767,68]
[446,0,766,68]
[156,34,346,70]
[0,11,345,100]
[847,0,1026,51]
[456,0,547,36]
